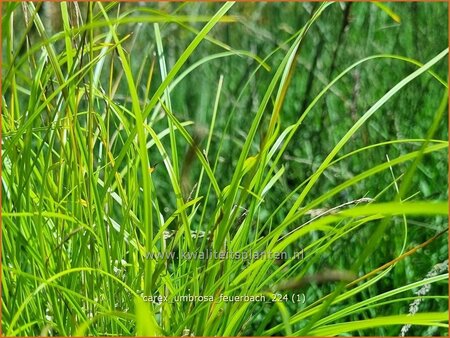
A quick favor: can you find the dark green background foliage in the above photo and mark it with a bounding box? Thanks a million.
[2,1,448,336]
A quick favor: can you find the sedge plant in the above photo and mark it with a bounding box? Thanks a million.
[2,1,448,336]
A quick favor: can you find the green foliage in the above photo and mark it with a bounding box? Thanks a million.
[2,1,448,336]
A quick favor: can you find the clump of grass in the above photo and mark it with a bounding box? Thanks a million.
[2,1,448,336]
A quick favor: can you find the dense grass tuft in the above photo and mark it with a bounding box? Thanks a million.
[2,2,448,336]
